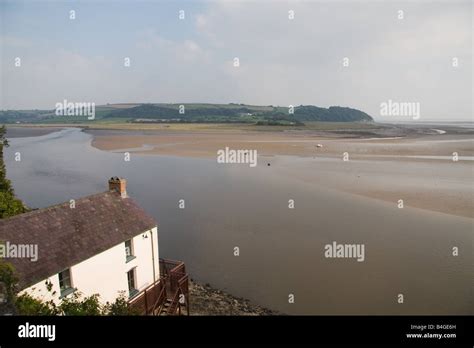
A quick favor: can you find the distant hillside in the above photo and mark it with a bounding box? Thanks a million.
[0,103,373,125]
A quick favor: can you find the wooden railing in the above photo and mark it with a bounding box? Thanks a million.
[128,258,189,316]
[128,279,164,315]
[165,272,189,315]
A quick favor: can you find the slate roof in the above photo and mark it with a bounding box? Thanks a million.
[0,191,157,289]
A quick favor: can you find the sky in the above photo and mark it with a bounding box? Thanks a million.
[0,0,472,121]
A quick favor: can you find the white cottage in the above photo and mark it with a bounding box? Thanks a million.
[0,177,189,315]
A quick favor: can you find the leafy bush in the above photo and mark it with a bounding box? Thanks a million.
[0,125,27,218]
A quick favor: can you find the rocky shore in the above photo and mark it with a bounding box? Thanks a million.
[189,281,281,316]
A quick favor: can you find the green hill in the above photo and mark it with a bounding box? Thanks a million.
[0,103,373,125]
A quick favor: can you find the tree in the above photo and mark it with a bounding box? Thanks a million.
[0,125,27,218]
[0,261,18,314]
[0,125,12,192]
[15,293,57,315]
[0,191,27,218]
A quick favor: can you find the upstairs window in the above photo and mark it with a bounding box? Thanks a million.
[58,268,75,297]
[125,239,135,262]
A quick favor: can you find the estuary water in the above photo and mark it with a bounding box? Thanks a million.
[4,127,473,314]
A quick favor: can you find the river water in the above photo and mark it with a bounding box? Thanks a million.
[4,127,473,314]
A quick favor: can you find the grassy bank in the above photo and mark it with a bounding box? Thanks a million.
[8,121,386,133]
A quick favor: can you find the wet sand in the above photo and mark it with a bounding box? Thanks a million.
[89,126,474,218]
[90,129,474,160]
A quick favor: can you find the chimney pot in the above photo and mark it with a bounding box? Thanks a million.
[108,177,127,198]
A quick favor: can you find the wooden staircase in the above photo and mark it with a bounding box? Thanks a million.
[128,258,189,316]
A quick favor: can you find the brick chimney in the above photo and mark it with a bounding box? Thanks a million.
[108,177,127,198]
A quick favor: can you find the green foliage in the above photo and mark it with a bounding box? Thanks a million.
[103,104,255,121]
[0,110,51,124]
[15,293,58,315]
[103,104,373,123]
[59,292,103,315]
[15,291,139,316]
[104,291,140,316]
[0,191,27,218]
[0,125,12,193]
[0,104,373,124]
[0,261,18,308]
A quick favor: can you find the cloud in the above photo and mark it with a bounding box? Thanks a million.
[1,1,471,120]
[1,36,33,48]
[193,1,472,120]
[1,47,149,109]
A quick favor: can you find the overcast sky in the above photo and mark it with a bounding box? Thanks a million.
[0,0,472,121]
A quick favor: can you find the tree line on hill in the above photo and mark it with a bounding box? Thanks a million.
[104,104,374,124]
[0,104,374,124]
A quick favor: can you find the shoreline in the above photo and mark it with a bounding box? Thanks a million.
[189,280,280,315]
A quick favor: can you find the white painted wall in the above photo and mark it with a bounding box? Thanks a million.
[21,227,159,304]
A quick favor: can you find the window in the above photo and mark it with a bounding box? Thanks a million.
[58,269,74,297]
[127,268,138,298]
[125,239,135,262]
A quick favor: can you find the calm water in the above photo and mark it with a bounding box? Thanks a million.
[4,128,473,314]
